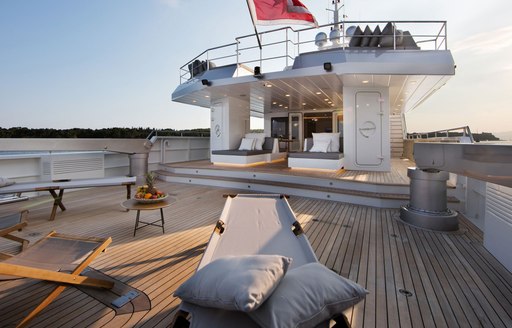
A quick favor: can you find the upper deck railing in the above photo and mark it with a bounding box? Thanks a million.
[179,20,448,83]
[407,126,475,143]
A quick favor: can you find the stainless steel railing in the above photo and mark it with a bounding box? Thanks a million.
[178,20,448,83]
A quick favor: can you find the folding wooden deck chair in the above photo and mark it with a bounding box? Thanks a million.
[0,210,30,257]
[0,231,113,328]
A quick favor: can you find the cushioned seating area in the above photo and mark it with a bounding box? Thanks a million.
[288,135,344,170]
[211,135,284,165]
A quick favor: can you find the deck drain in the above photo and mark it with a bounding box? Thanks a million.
[28,232,42,237]
[390,234,399,238]
[312,218,319,222]
[188,179,192,183]
[342,224,352,228]
[399,289,413,297]
[327,194,331,198]
[196,170,199,173]
[329,182,333,186]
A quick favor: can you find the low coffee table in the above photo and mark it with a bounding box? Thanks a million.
[121,198,174,236]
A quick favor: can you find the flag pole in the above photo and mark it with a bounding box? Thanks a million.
[246,0,262,50]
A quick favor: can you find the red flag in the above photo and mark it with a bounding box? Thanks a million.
[247,0,318,27]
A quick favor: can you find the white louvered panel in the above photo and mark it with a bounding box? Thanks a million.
[40,153,105,181]
[484,183,512,272]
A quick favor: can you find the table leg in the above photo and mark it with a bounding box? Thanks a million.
[160,208,165,234]
[134,210,141,237]
[49,189,66,221]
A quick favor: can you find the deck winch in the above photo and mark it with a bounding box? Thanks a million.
[400,167,459,231]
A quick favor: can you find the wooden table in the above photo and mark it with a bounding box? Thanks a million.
[121,198,174,236]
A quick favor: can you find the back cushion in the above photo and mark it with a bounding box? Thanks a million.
[245,133,266,151]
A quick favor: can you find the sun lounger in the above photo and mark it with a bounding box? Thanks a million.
[172,194,365,328]
[0,210,29,257]
[0,231,113,327]
[0,176,136,220]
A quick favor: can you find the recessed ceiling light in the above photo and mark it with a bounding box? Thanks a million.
[284,106,288,109]
[324,98,329,101]
[258,96,262,99]
[205,95,210,98]
[313,108,317,110]
[316,91,322,95]
[272,101,277,104]
[279,104,283,107]
[362,80,369,84]
[285,94,290,97]
[302,103,306,105]
[192,100,197,103]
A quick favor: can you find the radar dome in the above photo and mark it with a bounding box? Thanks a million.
[329,29,341,45]
[346,26,357,37]
[315,32,328,48]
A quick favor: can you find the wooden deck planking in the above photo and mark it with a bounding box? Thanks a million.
[1,182,512,327]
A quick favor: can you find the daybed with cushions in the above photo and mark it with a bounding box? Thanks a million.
[171,194,367,328]
[288,133,344,170]
[211,133,284,165]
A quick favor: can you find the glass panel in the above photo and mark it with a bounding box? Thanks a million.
[271,117,288,139]
[289,113,302,152]
[303,112,333,138]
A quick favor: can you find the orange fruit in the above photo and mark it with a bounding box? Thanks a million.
[144,193,152,199]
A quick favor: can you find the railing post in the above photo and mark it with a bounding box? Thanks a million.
[285,29,289,68]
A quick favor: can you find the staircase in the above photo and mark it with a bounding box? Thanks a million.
[390,114,404,158]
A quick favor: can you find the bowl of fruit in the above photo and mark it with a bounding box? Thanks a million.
[133,173,168,203]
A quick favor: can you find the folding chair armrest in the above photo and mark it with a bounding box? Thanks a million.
[0,263,114,289]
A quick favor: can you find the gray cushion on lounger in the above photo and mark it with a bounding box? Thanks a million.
[349,26,363,47]
[211,149,269,156]
[174,255,292,312]
[369,25,381,47]
[248,262,368,328]
[288,152,343,160]
[360,25,373,47]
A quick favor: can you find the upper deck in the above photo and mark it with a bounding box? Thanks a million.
[171,20,455,116]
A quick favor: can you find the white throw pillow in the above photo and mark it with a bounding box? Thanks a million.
[312,133,340,152]
[309,139,331,153]
[174,255,292,312]
[239,138,255,151]
[245,133,265,151]
[248,262,368,328]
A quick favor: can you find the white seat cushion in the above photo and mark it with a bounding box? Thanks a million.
[245,133,266,151]
[239,138,256,151]
[312,133,340,152]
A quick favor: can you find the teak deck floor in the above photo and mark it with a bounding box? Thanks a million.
[1,181,511,328]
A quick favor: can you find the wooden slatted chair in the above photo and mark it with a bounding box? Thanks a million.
[0,231,114,327]
[0,210,29,257]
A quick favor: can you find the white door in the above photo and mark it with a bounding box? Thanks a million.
[289,113,302,152]
[211,102,224,151]
[355,92,383,166]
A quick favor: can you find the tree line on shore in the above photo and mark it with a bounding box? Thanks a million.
[0,127,210,138]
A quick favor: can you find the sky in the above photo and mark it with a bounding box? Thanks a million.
[0,0,511,134]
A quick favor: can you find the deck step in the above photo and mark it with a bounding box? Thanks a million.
[155,168,459,209]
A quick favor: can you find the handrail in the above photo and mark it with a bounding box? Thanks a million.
[178,20,448,83]
[407,126,474,143]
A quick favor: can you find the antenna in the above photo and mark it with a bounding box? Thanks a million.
[327,0,345,30]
